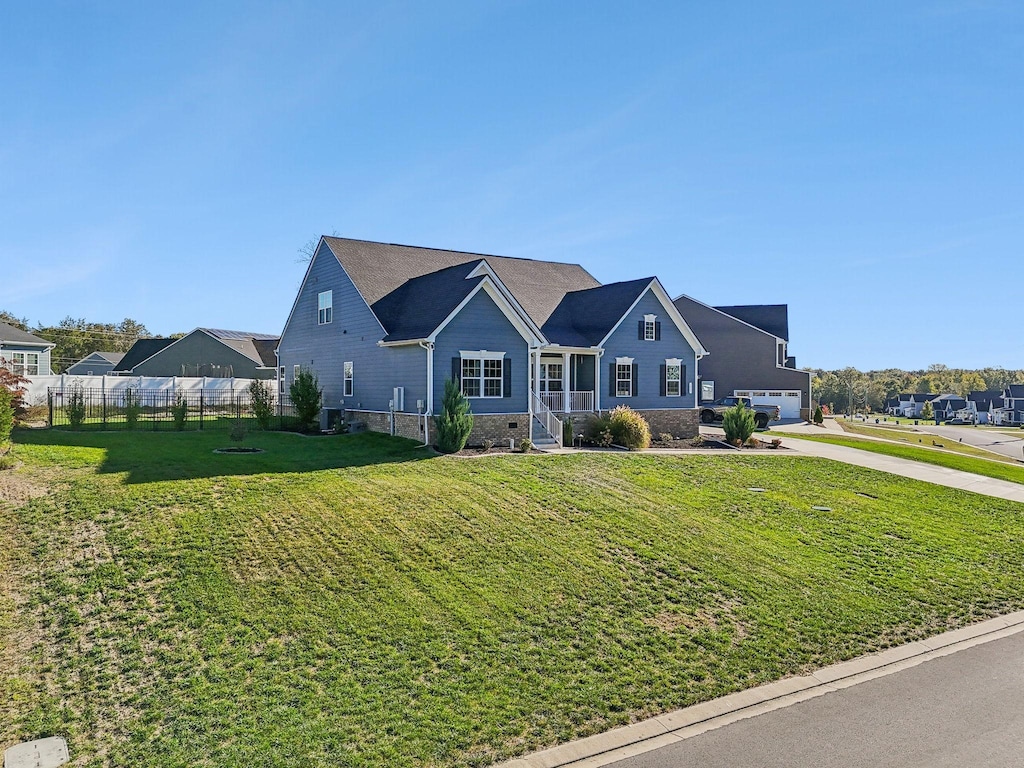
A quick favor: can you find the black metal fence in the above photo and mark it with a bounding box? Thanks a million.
[48,387,301,431]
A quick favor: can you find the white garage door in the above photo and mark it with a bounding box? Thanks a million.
[735,390,803,419]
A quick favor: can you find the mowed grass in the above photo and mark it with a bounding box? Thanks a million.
[3,429,1024,767]
[836,421,1020,462]
[783,431,1024,485]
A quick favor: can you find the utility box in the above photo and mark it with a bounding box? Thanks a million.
[4,737,70,768]
[321,407,342,431]
[392,387,405,412]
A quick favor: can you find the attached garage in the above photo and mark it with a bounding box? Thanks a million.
[735,389,802,420]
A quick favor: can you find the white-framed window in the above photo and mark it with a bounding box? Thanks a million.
[293,364,300,384]
[616,356,633,397]
[318,290,333,325]
[665,358,682,397]
[343,361,353,397]
[540,361,563,392]
[460,351,505,398]
[644,314,657,341]
[701,380,715,401]
[10,352,39,376]
[279,366,286,393]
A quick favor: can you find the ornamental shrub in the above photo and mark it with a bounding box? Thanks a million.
[171,393,188,431]
[921,401,934,420]
[435,377,473,453]
[123,388,142,430]
[0,386,13,447]
[290,368,323,432]
[248,379,275,430]
[608,405,651,450]
[584,414,613,447]
[67,383,88,430]
[722,401,756,445]
[813,405,823,424]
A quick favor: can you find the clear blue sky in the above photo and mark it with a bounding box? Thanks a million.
[2,2,1020,371]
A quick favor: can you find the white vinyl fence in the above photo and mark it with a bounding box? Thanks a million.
[23,374,258,407]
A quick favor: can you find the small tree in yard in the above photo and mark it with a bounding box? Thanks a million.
[921,400,934,421]
[67,383,88,429]
[813,405,823,425]
[722,401,756,446]
[123,388,142,429]
[290,368,322,432]
[171,393,188,431]
[0,362,28,418]
[248,379,274,430]
[435,377,473,453]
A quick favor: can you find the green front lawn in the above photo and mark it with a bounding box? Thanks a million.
[778,431,1024,485]
[3,429,1024,766]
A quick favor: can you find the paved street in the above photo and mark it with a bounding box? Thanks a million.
[909,423,1024,461]
[610,631,1024,768]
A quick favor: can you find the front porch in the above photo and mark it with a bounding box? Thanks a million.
[531,350,599,414]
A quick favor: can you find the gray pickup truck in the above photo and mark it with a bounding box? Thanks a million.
[699,397,780,429]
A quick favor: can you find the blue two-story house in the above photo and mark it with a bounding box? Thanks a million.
[277,237,708,446]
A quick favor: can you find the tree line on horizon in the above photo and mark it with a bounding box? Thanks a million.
[0,310,185,373]
[812,363,1024,414]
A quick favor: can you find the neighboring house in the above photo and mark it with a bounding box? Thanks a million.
[928,393,967,422]
[0,322,54,376]
[994,385,1024,426]
[113,329,278,379]
[888,392,937,418]
[966,390,1002,424]
[670,297,811,420]
[277,237,709,446]
[66,351,125,376]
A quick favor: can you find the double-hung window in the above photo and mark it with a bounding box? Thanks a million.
[665,359,681,397]
[343,361,353,397]
[615,357,633,397]
[279,366,286,394]
[460,352,504,398]
[643,314,657,341]
[11,352,39,376]
[318,290,333,325]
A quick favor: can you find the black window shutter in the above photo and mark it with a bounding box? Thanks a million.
[659,364,666,397]
[609,363,616,397]
[452,357,461,384]
[655,321,662,341]
[503,358,512,398]
[632,363,639,397]
[681,366,687,397]
[637,320,644,340]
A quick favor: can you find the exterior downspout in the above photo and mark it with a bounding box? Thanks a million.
[419,340,434,446]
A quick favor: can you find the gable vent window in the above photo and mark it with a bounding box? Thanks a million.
[318,290,333,325]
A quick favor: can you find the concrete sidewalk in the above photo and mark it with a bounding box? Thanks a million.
[497,611,1024,768]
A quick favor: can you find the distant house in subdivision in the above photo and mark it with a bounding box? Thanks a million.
[928,394,968,423]
[0,322,54,376]
[966,390,1002,424]
[993,385,1024,426]
[66,351,126,376]
[113,329,278,379]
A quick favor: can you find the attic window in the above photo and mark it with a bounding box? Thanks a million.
[643,314,657,341]
[318,290,333,325]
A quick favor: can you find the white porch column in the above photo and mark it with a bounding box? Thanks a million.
[595,353,602,413]
[533,349,542,398]
[562,352,570,412]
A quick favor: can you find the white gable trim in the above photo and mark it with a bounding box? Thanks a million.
[599,279,709,356]
[466,260,548,343]
[279,237,387,345]
[427,278,544,347]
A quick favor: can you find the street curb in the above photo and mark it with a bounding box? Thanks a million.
[496,610,1024,768]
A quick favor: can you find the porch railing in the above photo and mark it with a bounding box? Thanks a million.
[539,390,595,413]
[531,391,563,447]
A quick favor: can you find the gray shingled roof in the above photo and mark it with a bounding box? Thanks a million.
[94,351,126,364]
[113,338,177,371]
[715,304,790,341]
[0,321,53,347]
[201,328,280,341]
[372,262,484,343]
[542,278,653,347]
[323,237,600,327]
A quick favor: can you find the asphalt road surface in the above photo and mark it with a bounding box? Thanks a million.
[610,631,1024,768]
[909,423,1024,461]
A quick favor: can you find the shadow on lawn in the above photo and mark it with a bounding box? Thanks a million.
[13,428,436,484]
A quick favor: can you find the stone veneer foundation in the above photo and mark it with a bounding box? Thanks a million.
[345,410,531,448]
